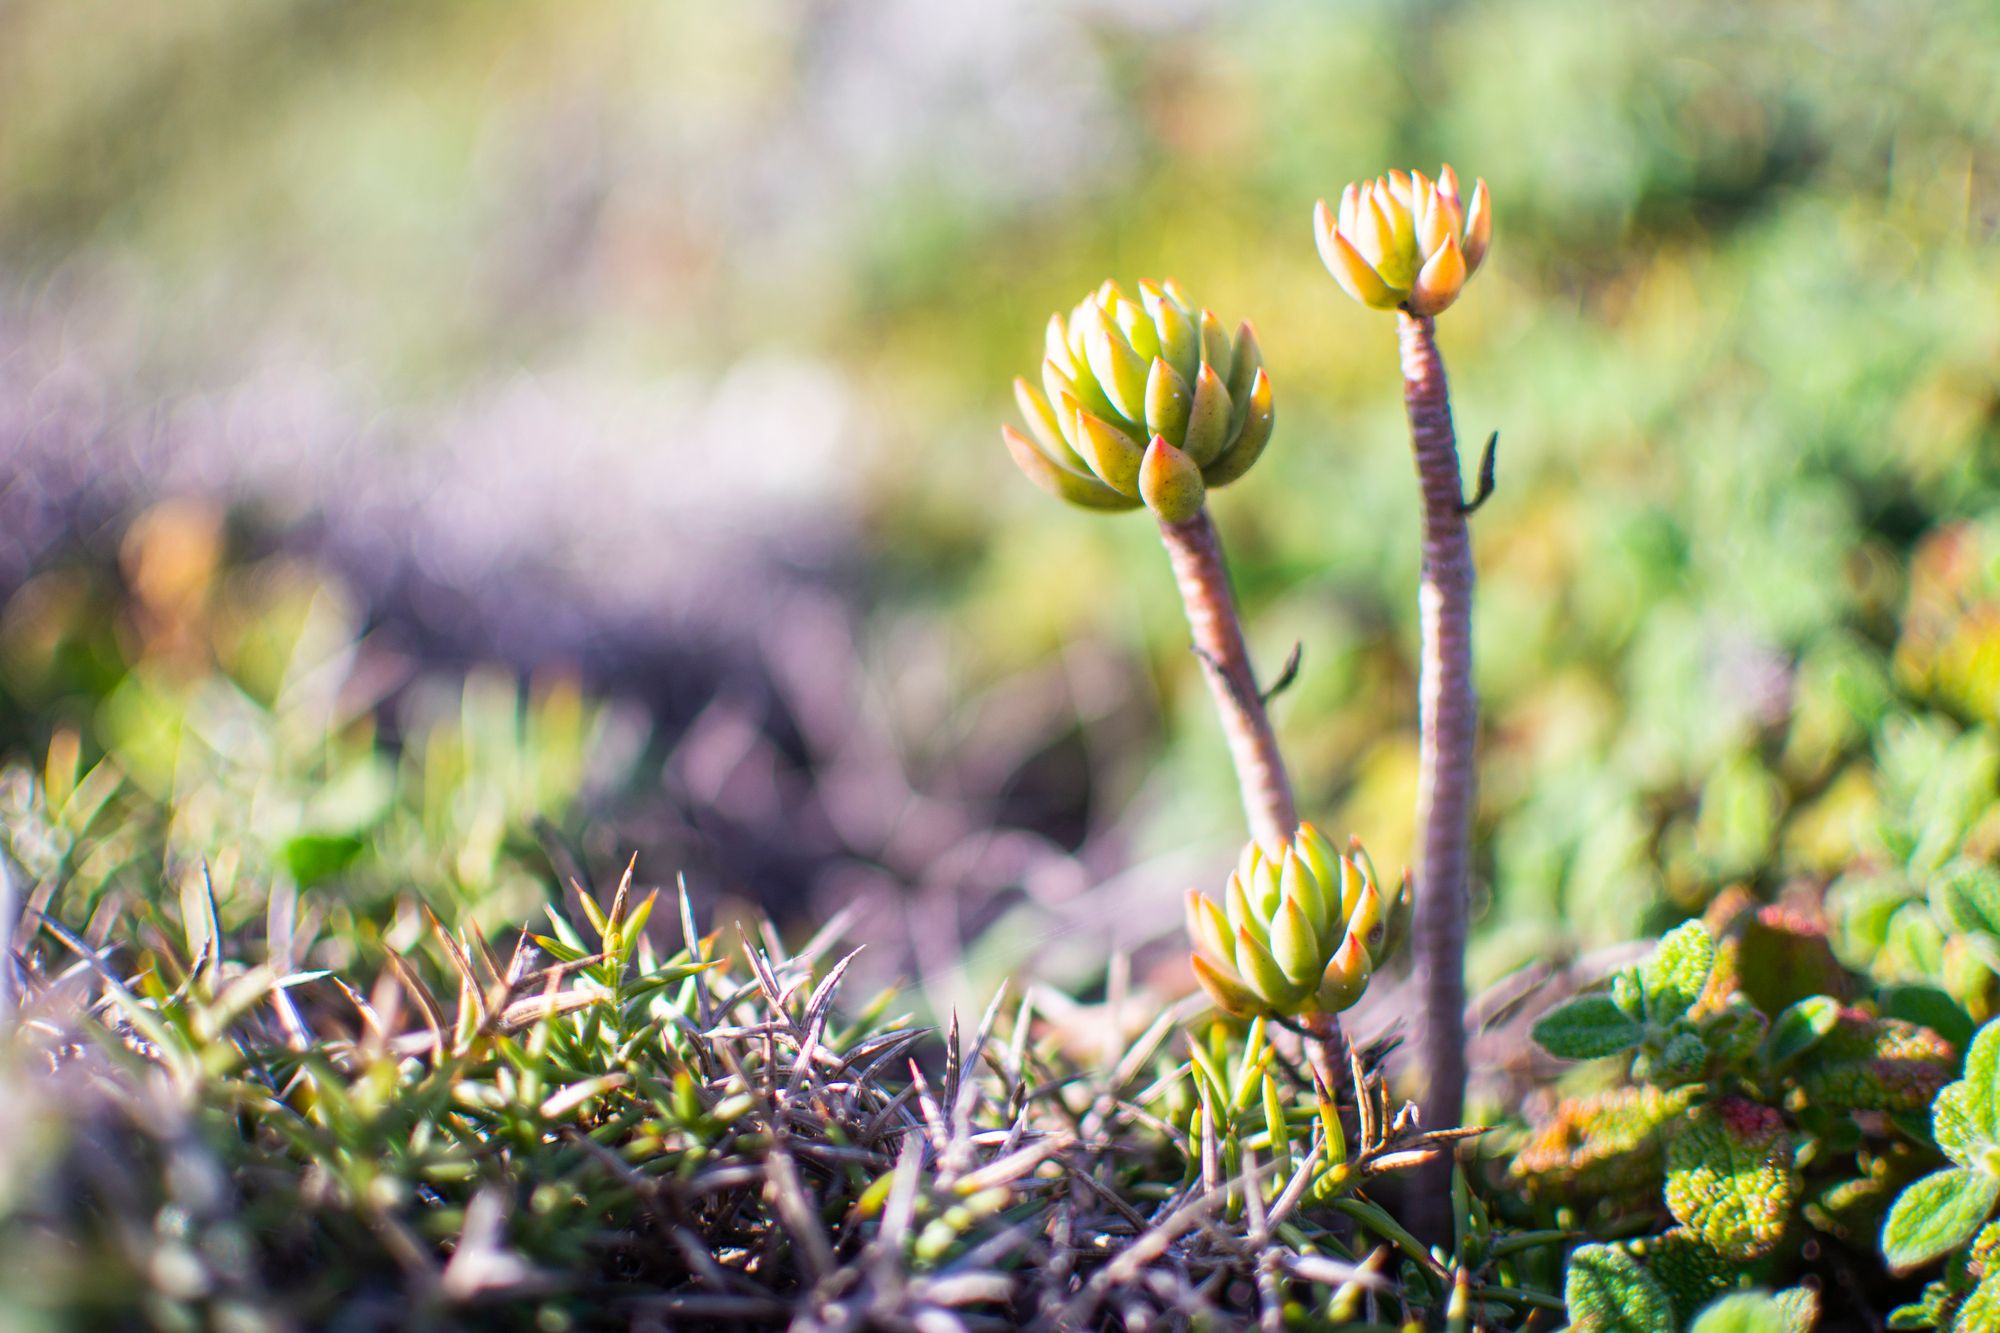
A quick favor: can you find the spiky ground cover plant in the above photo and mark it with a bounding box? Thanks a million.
[0,746,1573,1330]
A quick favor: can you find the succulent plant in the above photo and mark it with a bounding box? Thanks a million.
[1003,279,1274,522]
[1312,165,1491,316]
[1184,823,1410,1021]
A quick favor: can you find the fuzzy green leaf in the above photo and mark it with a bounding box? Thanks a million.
[1959,1271,2000,1330]
[1640,921,1715,1021]
[1533,994,1645,1060]
[1687,1293,1788,1333]
[1932,1083,1986,1169]
[1760,995,1841,1069]
[1563,1243,1674,1333]
[1930,862,2000,937]
[1771,1286,1820,1333]
[1879,984,1976,1052]
[1881,1167,2000,1272]
[1963,1021,2000,1131]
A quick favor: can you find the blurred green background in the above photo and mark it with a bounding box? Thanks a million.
[4,0,2000,1014]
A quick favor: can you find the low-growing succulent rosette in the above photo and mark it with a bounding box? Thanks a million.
[1312,166,1491,317]
[1003,279,1275,522]
[1185,823,1412,1021]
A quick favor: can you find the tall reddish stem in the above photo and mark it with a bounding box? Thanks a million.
[1396,311,1476,1225]
[1156,509,1297,853]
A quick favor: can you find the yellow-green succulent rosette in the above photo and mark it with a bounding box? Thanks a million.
[1185,823,1412,1021]
[1313,166,1491,316]
[1003,279,1275,522]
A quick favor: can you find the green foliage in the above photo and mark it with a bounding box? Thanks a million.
[1663,1101,1795,1262]
[1642,922,1719,1023]
[1879,1021,2000,1328]
[1885,1170,2000,1272]
[1564,1243,1676,1333]
[1532,993,1645,1060]
[1686,1289,1817,1333]
[1530,918,1960,1326]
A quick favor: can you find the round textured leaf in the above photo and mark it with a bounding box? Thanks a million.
[1963,1021,2000,1132]
[1564,1244,1675,1333]
[1532,994,1645,1060]
[1932,1083,1985,1169]
[1958,1270,2000,1330]
[1640,921,1716,1021]
[1881,1167,2000,1272]
[1663,1100,1795,1261]
[1687,1293,1788,1333]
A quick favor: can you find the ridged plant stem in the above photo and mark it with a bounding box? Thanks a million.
[1396,310,1477,1232]
[1156,509,1297,854]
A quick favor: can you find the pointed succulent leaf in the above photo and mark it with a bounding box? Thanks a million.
[1181,363,1234,467]
[1236,840,1263,887]
[1562,1243,1675,1333]
[1294,822,1343,894]
[1199,367,1273,488]
[1339,838,1370,919]
[1082,305,1150,423]
[1881,1167,2000,1271]
[1279,847,1328,939]
[1345,874,1386,954]
[1191,952,1261,1018]
[1462,178,1492,272]
[1196,309,1233,382]
[1249,854,1284,918]
[1143,358,1193,448]
[1314,203,1403,308]
[1640,921,1716,1022]
[1012,377,1083,468]
[1043,313,1077,377]
[1316,931,1373,1013]
[1001,427,1141,511]
[1225,873,1257,938]
[1532,994,1645,1060]
[1138,436,1205,523]
[1112,296,1160,361]
[1225,321,1263,410]
[1407,231,1468,316]
[1185,890,1236,969]
[1152,297,1200,384]
[1044,358,1117,431]
[1070,409,1147,497]
[1270,895,1323,989]
[1234,926,1305,1010]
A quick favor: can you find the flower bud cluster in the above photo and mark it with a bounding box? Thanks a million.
[1313,165,1491,316]
[1003,280,1274,522]
[1185,823,1411,1020]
